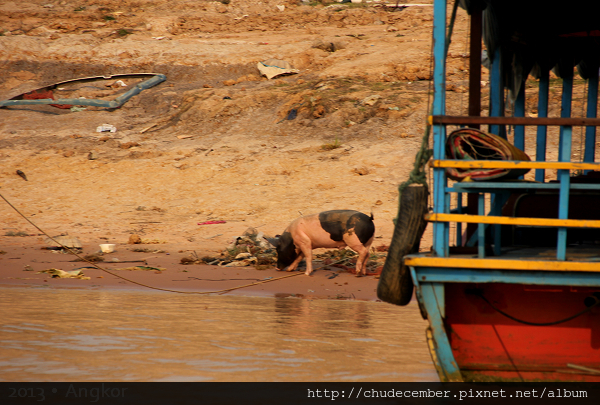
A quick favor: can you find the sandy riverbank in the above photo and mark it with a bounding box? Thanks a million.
[0,234,389,301]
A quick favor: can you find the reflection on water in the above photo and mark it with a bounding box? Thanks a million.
[0,287,436,382]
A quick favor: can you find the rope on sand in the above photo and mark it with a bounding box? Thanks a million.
[0,191,348,295]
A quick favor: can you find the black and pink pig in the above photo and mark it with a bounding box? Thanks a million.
[267,210,375,276]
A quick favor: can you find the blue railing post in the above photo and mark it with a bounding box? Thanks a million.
[514,81,526,151]
[514,81,526,180]
[456,192,463,245]
[489,48,506,138]
[432,0,448,257]
[478,193,485,258]
[489,48,501,136]
[557,70,573,261]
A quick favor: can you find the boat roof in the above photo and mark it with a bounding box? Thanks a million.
[458,0,600,90]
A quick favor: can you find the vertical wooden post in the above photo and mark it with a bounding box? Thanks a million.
[535,70,550,182]
[465,5,482,243]
[584,74,598,171]
[468,5,482,127]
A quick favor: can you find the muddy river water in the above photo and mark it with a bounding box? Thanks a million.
[0,287,437,382]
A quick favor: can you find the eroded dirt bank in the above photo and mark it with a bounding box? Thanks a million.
[0,0,479,296]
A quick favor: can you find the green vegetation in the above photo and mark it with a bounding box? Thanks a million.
[117,29,133,36]
[5,231,29,237]
[321,136,342,150]
[344,2,369,9]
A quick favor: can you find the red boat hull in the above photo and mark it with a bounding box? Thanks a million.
[445,283,600,381]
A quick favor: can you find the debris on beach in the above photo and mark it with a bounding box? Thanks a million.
[0,73,166,110]
[219,255,258,267]
[44,235,83,251]
[315,249,358,273]
[180,226,388,273]
[113,266,165,272]
[128,234,142,244]
[198,220,227,225]
[96,124,117,133]
[38,268,90,280]
[5,231,30,237]
[180,227,276,269]
[316,248,387,276]
[73,253,104,262]
[257,59,299,80]
[16,170,28,181]
[131,247,166,253]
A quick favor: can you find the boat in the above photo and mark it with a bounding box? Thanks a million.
[380,0,600,382]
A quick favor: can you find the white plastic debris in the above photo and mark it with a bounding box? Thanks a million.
[37,268,90,280]
[96,124,117,133]
[257,59,299,80]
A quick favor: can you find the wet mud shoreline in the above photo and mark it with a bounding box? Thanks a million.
[0,236,383,301]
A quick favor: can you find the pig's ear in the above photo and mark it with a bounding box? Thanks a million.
[266,237,280,248]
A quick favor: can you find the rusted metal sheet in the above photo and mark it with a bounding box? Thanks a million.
[0,73,166,109]
[21,88,72,109]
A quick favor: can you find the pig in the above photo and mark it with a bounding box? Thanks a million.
[267,210,375,276]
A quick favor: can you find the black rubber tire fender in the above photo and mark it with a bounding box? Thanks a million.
[377,184,428,306]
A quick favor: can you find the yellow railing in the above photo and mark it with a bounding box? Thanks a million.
[404,256,600,272]
[425,213,600,229]
[431,160,600,171]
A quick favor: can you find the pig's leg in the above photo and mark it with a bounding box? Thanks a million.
[302,247,314,276]
[357,236,375,276]
[286,251,305,272]
[292,232,315,276]
[353,245,369,276]
[347,237,374,276]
